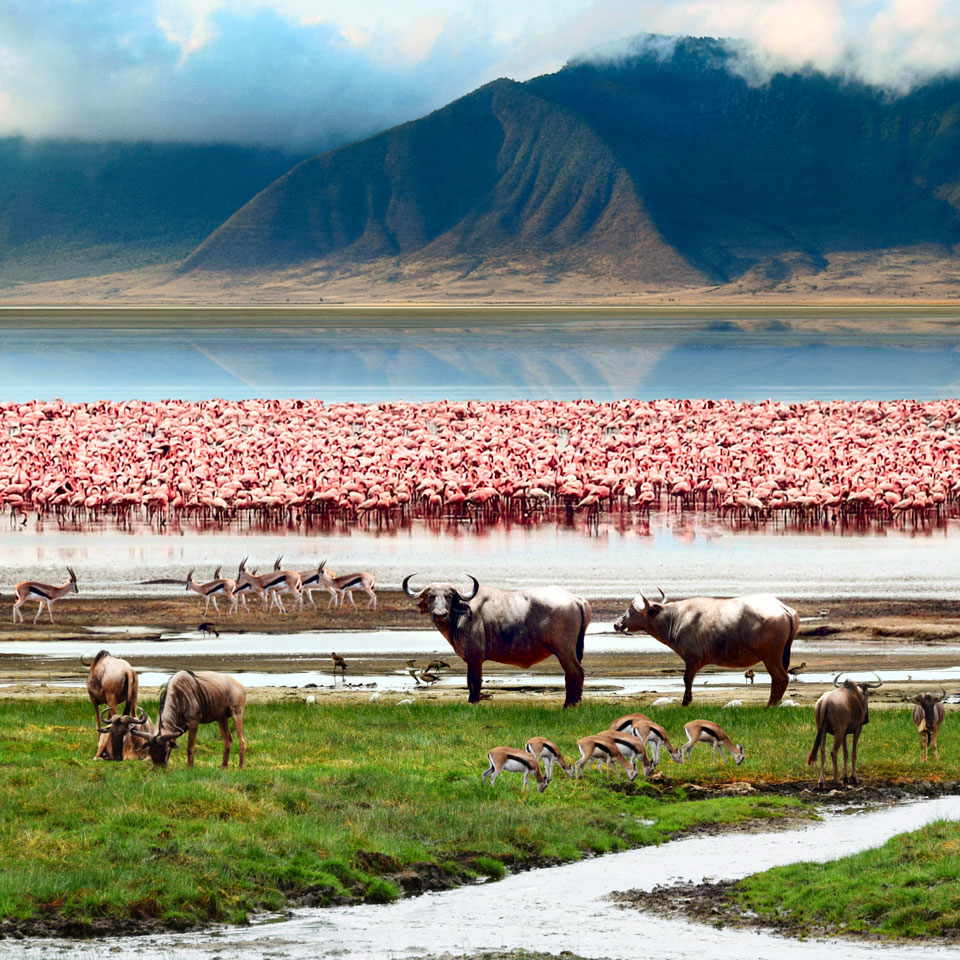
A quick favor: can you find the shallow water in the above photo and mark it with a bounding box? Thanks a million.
[4,308,960,402]
[11,797,960,959]
[1,512,958,599]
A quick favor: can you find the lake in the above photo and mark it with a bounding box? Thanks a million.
[2,306,960,402]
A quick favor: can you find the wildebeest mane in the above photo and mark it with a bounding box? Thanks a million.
[157,681,170,733]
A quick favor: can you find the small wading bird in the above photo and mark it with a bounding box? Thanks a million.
[13,566,78,623]
[331,652,347,676]
[744,669,756,684]
[788,661,808,682]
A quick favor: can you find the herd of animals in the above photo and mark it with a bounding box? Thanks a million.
[12,564,956,788]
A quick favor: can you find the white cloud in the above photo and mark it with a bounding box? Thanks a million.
[0,1,958,149]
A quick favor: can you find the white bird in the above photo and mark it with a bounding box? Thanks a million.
[722,699,743,708]
[650,697,677,706]
[397,698,415,705]
[304,694,316,705]
[779,699,800,707]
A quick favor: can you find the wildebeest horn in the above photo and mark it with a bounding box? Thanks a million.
[460,576,480,601]
[129,727,153,739]
[132,707,148,724]
[937,686,948,701]
[99,706,113,725]
[402,574,419,598]
[833,673,844,687]
[639,590,650,613]
[274,555,283,570]
[656,586,666,603]
[862,673,884,689]
[80,654,92,666]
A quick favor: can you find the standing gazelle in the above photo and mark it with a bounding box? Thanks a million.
[482,746,547,792]
[317,560,376,610]
[681,720,745,765]
[13,567,78,623]
[185,566,240,615]
[524,737,574,781]
[912,689,948,762]
[236,557,302,613]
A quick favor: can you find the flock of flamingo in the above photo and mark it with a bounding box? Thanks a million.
[1,397,959,528]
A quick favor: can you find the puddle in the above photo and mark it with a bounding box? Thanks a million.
[8,797,960,959]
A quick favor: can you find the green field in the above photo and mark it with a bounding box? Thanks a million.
[0,698,954,935]
[731,820,960,939]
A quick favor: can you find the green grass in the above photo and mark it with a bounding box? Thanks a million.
[732,820,960,939]
[0,698,953,933]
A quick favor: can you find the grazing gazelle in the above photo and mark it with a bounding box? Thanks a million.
[573,733,639,781]
[606,732,654,778]
[912,689,948,762]
[186,566,239,615]
[318,560,377,610]
[482,746,548,792]
[13,566,78,623]
[609,714,683,765]
[524,737,575,781]
[681,720,745,765]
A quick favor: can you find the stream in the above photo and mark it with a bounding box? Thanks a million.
[10,796,960,959]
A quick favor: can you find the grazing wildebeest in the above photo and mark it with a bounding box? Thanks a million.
[131,670,247,769]
[911,689,948,762]
[808,674,882,786]
[612,589,798,707]
[96,707,155,761]
[82,650,138,755]
[402,575,591,707]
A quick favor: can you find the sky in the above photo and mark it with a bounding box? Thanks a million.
[2,0,960,150]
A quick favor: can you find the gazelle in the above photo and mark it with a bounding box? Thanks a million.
[609,714,683,765]
[482,746,547,792]
[300,563,339,608]
[185,566,240,615]
[524,737,575,781]
[681,720,745,765]
[607,731,654,778]
[236,557,302,613]
[13,567,78,623]
[573,733,639,781]
[318,560,376,610]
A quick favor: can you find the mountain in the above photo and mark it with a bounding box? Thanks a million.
[176,36,960,296]
[0,139,305,282]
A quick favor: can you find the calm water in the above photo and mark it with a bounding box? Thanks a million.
[3,306,960,401]
[0,512,957,598]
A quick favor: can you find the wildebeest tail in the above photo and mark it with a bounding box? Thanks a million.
[157,682,169,733]
[575,599,590,663]
[807,724,825,765]
[781,604,799,672]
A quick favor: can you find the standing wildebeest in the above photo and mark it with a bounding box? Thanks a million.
[402,575,591,707]
[613,589,798,707]
[911,689,948,762]
[131,670,247,769]
[808,674,882,786]
[96,707,155,761]
[82,650,138,755]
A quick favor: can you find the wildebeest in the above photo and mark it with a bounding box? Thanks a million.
[131,670,247,768]
[613,589,798,707]
[402,575,591,707]
[82,650,138,753]
[911,689,948,762]
[808,674,882,786]
[96,707,155,761]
